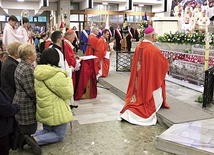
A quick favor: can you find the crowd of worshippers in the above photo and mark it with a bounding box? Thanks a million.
[0,15,83,155]
[0,13,145,155]
[0,14,140,155]
[173,1,211,33]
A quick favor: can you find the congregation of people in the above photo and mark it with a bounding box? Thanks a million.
[0,14,132,155]
[0,12,170,155]
[0,14,89,155]
[173,1,211,33]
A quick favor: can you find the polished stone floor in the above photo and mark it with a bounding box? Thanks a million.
[10,50,214,155]
[10,86,174,155]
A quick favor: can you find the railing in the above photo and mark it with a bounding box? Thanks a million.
[116,51,134,72]
[203,67,214,108]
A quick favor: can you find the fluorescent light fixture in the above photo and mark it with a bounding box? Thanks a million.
[138,4,144,7]
[102,2,108,5]
[17,0,24,2]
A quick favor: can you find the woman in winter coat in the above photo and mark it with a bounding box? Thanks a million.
[33,48,73,146]
[13,43,42,155]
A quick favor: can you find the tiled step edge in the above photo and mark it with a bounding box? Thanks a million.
[155,136,214,155]
[157,113,173,129]
[98,78,126,100]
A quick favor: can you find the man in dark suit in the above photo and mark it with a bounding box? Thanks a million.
[126,23,134,53]
[115,24,123,52]
[109,23,114,37]
[133,25,140,42]
[1,42,22,100]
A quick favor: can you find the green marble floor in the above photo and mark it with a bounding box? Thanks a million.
[10,120,174,155]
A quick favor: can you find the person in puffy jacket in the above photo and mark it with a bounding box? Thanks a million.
[33,48,73,146]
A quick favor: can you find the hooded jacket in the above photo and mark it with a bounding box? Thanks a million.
[34,65,73,126]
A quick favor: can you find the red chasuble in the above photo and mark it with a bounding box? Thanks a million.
[85,34,98,56]
[120,41,170,119]
[74,59,97,100]
[64,39,76,67]
[94,37,110,77]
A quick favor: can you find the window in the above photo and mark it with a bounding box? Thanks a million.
[33,17,38,22]
[0,15,5,21]
[38,16,46,22]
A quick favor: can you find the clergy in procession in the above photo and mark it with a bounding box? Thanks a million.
[85,26,99,56]
[2,15,25,49]
[119,26,170,126]
[94,29,110,79]
[64,29,82,90]
[74,27,98,100]
[114,24,123,52]
[16,17,30,44]
[64,29,77,72]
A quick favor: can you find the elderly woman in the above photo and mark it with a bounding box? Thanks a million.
[1,42,22,100]
[13,43,42,155]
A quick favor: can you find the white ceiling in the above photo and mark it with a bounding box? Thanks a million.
[0,0,161,16]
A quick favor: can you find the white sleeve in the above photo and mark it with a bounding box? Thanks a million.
[57,49,72,77]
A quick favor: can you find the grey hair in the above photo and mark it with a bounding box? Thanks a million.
[91,26,99,33]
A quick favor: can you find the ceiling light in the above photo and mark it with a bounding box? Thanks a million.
[102,2,108,5]
[138,4,144,7]
[17,0,24,2]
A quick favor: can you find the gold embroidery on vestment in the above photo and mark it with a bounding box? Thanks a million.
[130,94,136,102]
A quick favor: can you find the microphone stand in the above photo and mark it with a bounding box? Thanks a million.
[83,43,98,55]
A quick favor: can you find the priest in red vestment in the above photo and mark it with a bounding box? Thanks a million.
[63,30,82,90]
[74,27,98,100]
[85,26,99,56]
[94,29,110,79]
[64,30,77,70]
[119,26,170,126]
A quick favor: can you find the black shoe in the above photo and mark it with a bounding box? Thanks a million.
[26,136,42,155]
[70,105,78,109]
[18,133,27,149]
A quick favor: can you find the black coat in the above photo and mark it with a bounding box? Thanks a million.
[1,56,19,100]
[126,27,134,51]
[134,29,140,42]
[0,88,19,137]
[115,29,123,51]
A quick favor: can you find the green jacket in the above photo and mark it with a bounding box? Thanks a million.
[34,65,73,126]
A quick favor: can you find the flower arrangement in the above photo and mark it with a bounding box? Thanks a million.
[157,31,214,46]
[139,20,148,40]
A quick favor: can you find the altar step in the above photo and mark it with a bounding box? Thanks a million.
[156,118,214,155]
